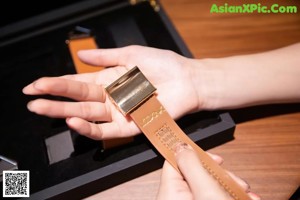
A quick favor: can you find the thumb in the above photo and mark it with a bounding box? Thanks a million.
[77,45,146,67]
[77,48,125,67]
[175,143,231,200]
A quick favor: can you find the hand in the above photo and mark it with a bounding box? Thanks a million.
[157,146,261,200]
[22,45,200,140]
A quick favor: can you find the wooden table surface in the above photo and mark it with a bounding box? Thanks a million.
[86,0,300,199]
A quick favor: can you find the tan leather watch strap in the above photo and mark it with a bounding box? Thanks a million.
[67,29,133,149]
[67,37,104,73]
[106,66,250,200]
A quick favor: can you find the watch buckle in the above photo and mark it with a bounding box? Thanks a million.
[105,66,156,115]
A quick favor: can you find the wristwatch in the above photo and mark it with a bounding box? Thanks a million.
[105,66,250,200]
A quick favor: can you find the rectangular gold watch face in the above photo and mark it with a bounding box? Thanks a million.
[105,66,156,115]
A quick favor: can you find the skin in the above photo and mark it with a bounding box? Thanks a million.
[23,43,300,199]
[23,46,198,140]
[157,148,259,200]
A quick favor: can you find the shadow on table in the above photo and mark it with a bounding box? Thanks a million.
[226,103,300,124]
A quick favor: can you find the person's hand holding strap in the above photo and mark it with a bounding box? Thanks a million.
[157,145,261,200]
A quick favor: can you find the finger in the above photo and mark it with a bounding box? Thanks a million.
[77,47,133,67]
[66,117,138,140]
[157,161,192,200]
[77,45,165,67]
[175,144,232,200]
[27,99,111,121]
[248,192,261,200]
[23,77,106,102]
[66,117,103,140]
[207,152,224,165]
[77,45,186,74]
[61,72,99,83]
[62,66,131,87]
[226,170,250,192]
[161,161,184,181]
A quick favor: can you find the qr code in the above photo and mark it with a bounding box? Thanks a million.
[2,171,29,198]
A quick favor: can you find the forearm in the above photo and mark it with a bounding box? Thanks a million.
[192,43,300,110]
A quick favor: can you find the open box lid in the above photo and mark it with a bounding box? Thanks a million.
[0,0,169,49]
[1,0,126,46]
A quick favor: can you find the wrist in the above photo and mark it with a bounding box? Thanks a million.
[189,58,224,111]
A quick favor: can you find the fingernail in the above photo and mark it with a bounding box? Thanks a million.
[77,50,83,57]
[22,85,29,94]
[33,81,43,90]
[248,192,261,200]
[210,153,224,164]
[241,178,251,192]
[27,101,33,111]
[77,50,87,58]
[173,142,192,156]
[22,82,35,94]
